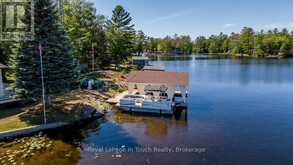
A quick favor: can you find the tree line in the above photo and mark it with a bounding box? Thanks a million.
[193,27,293,57]
[124,27,293,58]
[137,27,293,58]
[137,34,194,55]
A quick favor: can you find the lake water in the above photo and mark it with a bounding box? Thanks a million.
[4,55,293,165]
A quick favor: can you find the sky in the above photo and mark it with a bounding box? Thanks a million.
[90,0,293,38]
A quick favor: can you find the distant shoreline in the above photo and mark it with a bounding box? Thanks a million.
[147,53,293,59]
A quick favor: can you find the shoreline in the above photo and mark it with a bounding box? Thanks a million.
[0,69,128,141]
[0,112,103,141]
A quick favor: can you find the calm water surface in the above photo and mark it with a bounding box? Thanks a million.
[11,55,293,165]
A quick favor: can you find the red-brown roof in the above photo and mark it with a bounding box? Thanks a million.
[0,63,8,69]
[127,71,189,86]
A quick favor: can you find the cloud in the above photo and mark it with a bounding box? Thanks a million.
[149,9,194,24]
[222,23,237,29]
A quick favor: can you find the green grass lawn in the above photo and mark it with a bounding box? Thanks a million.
[0,106,76,132]
[0,105,73,132]
[0,107,30,132]
[0,116,30,132]
[0,95,96,132]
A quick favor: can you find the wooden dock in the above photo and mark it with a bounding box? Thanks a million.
[106,91,128,104]
[0,98,22,105]
[0,122,68,140]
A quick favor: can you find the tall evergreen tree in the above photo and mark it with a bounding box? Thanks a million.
[240,27,254,55]
[64,0,108,69]
[64,0,84,61]
[16,0,78,101]
[134,30,147,56]
[106,5,135,67]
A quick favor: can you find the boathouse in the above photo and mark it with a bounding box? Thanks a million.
[0,63,8,98]
[132,56,149,67]
[127,71,189,102]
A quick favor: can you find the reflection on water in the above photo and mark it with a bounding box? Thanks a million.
[3,55,293,165]
[150,55,193,61]
[112,109,188,137]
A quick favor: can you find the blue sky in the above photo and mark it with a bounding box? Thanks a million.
[90,0,293,38]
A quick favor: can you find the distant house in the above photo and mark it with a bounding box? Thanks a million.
[132,56,149,67]
[127,71,189,102]
[0,63,8,98]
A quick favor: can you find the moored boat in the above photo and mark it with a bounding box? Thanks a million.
[117,95,173,115]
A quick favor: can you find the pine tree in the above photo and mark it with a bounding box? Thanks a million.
[106,5,135,67]
[134,30,147,56]
[240,27,254,55]
[64,0,108,69]
[16,0,78,101]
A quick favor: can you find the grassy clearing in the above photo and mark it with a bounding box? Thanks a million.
[0,115,30,132]
[0,106,29,132]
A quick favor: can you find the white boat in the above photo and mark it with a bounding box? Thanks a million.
[116,95,173,115]
[173,91,188,108]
